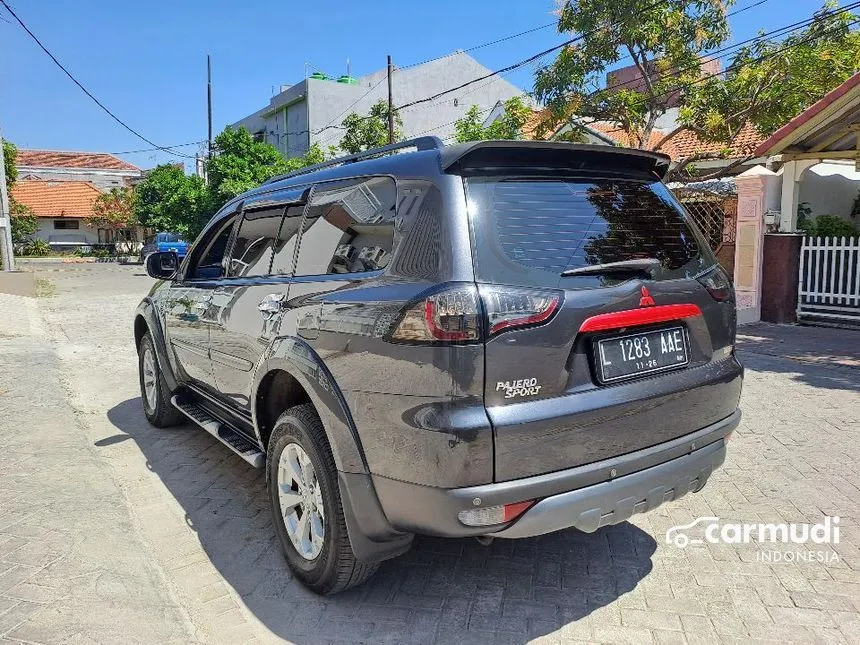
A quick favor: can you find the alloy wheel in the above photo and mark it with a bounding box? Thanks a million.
[142,346,157,411]
[277,442,325,560]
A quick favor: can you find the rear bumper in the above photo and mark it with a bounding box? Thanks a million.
[493,436,724,538]
[372,408,739,538]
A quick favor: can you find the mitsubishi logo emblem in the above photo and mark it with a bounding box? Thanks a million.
[639,286,656,307]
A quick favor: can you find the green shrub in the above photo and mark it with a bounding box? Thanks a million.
[22,239,50,256]
[800,214,860,239]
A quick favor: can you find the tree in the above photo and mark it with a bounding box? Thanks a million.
[206,127,329,207]
[340,100,404,153]
[134,165,211,240]
[87,187,138,248]
[453,97,533,142]
[88,187,136,233]
[670,4,860,177]
[534,0,859,180]
[207,127,290,206]
[2,139,38,246]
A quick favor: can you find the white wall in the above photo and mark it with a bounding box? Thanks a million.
[35,219,99,246]
[798,161,860,220]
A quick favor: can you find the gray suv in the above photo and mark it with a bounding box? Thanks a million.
[135,138,742,594]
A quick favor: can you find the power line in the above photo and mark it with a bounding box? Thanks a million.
[316,20,562,146]
[0,0,197,160]
[108,140,207,155]
[598,1,860,105]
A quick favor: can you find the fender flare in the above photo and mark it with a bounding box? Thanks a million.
[251,336,368,475]
[134,298,179,392]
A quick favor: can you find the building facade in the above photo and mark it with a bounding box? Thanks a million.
[11,151,143,250]
[232,52,527,158]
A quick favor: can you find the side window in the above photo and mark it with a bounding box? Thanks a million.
[270,204,306,275]
[293,176,397,276]
[186,215,237,280]
[227,206,284,277]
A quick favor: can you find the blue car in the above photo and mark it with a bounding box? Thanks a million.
[141,232,188,264]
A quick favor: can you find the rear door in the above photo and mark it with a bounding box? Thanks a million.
[465,177,741,481]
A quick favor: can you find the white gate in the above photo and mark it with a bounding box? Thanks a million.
[798,236,860,322]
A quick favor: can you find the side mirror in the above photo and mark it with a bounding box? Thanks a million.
[146,251,179,280]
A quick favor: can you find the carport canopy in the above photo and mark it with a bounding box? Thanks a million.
[755,72,860,231]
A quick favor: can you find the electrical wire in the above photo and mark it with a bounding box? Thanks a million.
[107,140,207,155]
[0,0,198,159]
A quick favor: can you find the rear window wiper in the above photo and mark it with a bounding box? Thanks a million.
[560,258,661,277]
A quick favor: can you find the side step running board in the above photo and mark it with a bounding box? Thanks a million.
[171,395,265,468]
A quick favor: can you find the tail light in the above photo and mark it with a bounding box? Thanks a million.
[697,266,732,302]
[389,285,482,343]
[480,286,561,337]
[388,283,561,344]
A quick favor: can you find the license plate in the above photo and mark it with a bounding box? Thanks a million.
[596,326,689,383]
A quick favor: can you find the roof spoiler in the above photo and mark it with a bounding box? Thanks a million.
[440,141,671,180]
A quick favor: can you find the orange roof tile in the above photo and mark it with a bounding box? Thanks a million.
[16,149,140,172]
[665,123,765,159]
[586,122,668,150]
[11,181,103,219]
[523,109,765,161]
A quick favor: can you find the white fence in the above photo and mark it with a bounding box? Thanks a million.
[798,236,860,322]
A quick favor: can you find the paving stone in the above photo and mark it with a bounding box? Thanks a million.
[1,262,858,644]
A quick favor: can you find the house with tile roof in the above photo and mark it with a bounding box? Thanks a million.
[516,108,767,179]
[15,150,142,190]
[12,150,144,250]
[11,181,104,248]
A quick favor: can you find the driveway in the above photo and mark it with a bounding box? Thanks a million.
[0,263,858,644]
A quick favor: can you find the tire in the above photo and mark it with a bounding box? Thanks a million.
[138,331,182,428]
[267,404,378,595]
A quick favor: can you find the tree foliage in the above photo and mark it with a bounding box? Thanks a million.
[2,139,38,245]
[87,187,137,232]
[207,127,291,206]
[207,127,329,208]
[534,0,859,180]
[134,165,211,240]
[454,97,533,142]
[340,100,404,153]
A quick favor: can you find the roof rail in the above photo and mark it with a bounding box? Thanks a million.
[263,136,444,185]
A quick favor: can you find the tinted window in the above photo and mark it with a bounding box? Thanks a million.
[156,232,182,243]
[228,207,283,277]
[466,178,709,288]
[270,204,306,275]
[188,216,237,280]
[294,176,397,276]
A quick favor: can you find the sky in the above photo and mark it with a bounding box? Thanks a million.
[0,0,847,170]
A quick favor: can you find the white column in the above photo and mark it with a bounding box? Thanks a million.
[778,159,817,232]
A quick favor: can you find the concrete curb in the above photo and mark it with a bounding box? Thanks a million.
[16,256,140,264]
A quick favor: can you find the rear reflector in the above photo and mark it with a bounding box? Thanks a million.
[457,500,535,527]
[579,304,702,333]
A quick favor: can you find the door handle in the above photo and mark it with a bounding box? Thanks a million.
[258,293,286,317]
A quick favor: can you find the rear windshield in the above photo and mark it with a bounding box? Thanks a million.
[465,178,711,288]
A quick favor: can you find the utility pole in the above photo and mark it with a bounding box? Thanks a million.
[0,126,15,272]
[207,54,213,161]
[386,55,395,144]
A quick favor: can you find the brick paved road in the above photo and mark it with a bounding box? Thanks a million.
[0,264,858,644]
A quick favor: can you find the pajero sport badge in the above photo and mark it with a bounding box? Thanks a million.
[497,378,541,399]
